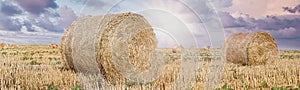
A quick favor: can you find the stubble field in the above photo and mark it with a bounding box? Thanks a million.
[0,45,299,90]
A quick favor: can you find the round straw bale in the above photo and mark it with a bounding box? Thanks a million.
[61,12,158,83]
[172,45,183,53]
[225,32,278,65]
[49,43,59,49]
[0,43,5,49]
[10,44,18,48]
[61,20,77,70]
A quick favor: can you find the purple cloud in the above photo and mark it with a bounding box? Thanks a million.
[277,27,298,38]
[212,0,233,8]
[0,1,77,33]
[15,0,58,15]
[0,17,22,31]
[257,15,300,30]
[219,12,300,49]
[219,12,300,31]
[218,12,250,28]
[283,4,300,13]
[0,1,22,16]
[57,6,77,28]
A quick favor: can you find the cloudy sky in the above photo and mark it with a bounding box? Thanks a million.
[0,0,299,50]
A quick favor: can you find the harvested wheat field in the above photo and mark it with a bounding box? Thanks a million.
[0,44,299,90]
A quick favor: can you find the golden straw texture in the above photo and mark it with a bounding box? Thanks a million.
[225,32,278,65]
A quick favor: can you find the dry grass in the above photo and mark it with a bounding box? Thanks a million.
[0,45,78,90]
[0,45,299,89]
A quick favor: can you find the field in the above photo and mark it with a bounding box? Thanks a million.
[0,45,299,90]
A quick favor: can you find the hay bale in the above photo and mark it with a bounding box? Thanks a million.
[10,44,18,48]
[172,45,183,53]
[49,43,59,49]
[0,43,17,49]
[203,45,210,51]
[61,21,77,70]
[225,32,278,65]
[61,12,158,83]
[0,43,5,49]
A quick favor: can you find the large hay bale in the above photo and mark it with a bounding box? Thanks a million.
[61,12,158,83]
[61,21,77,70]
[225,32,278,65]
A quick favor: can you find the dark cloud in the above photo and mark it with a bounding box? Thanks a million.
[0,1,22,16]
[15,0,58,15]
[34,17,61,32]
[22,21,35,32]
[219,12,300,31]
[0,17,22,31]
[218,12,249,28]
[25,6,77,33]
[219,12,300,49]
[31,6,77,32]
[0,0,77,33]
[276,38,300,50]
[283,4,300,13]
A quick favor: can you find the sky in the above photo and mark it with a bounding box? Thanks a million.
[0,0,299,50]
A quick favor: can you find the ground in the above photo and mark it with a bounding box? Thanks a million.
[0,45,299,90]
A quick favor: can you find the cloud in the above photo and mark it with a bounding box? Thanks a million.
[85,0,105,8]
[219,12,300,31]
[142,0,221,47]
[226,0,299,18]
[220,11,300,49]
[0,16,23,31]
[211,0,233,8]
[24,6,77,33]
[0,1,22,16]
[0,0,77,32]
[277,27,298,38]
[77,0,122,16]
[57,6,78,29]
[0,30,63,44]
[0,1,23,31]
[218,12,248,28]
[257,15,300,30]
[69,0,87,3]
[0,0,298,49]
[276,38,300,50]
[15,0,58,15]
[283,4,300,13]
[0,0,77,44]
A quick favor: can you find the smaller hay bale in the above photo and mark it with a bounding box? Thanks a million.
[10,44,18,48]
[203,45,211,51]
[172,45,183,53]
[225,32,278,65]
[0,43,5,49]
[49,43,59,49]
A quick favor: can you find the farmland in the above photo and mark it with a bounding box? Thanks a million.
[0,45,299,90]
